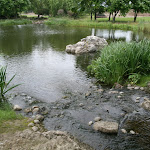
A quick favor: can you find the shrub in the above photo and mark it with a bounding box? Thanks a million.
[88,40,150,85]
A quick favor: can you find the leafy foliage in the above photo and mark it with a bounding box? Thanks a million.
[0,66,20,101]
[130,0,150,22]
[0,0,30,19]
[88,40,150,85]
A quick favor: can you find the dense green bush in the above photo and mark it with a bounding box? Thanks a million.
[0,0,30,19]
[88,40,150,85]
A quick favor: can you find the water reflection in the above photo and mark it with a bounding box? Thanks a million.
[91,28,148,42]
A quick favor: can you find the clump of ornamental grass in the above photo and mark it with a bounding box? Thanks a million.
[88,40,150,85]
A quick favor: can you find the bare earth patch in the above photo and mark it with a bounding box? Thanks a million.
[0,120,93,150]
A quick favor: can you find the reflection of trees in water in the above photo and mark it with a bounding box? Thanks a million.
[75,53,99,72]
[90,28,149,43]
[0,25,92,55]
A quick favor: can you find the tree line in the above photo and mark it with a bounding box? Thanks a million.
[0,0,150,22]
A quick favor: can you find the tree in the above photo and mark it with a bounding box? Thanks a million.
[0,0,30,19]
[130,0,150,22]
[105,0,130,22]
[30,0,49,18]
[72,0,105,20]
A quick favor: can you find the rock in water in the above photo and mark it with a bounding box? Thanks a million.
[66,36,108,54]
[93,121,118,133]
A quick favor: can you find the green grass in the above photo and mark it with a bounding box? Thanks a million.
[0,102,23,122]
[45,16,150,33]
[0,19,32,26]
[88,40,150,85]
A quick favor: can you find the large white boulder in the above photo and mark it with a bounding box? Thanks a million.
[66,36,108,54]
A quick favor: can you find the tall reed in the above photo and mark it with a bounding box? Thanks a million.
[88,40,150,85]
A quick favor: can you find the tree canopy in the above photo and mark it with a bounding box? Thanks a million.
[0,0,30,18]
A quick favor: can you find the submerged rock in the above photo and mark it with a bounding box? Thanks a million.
[66,36,108,54]
[93,121,118,134]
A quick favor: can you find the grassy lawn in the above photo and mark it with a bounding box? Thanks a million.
[0,19,32,26]
[45,16,150,33]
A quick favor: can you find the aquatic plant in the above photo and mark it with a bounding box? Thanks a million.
[0,66,20,101]
[88,40,150,85]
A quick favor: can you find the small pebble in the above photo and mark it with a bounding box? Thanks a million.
[135,100,140,103]
[85,92,91,97]
[79,103,84,107]
[136,97,140,100]
[28,122,34,127]
[127,87,133,90]
[108,91,119,94]
[140,87,144,91]
[119,92,124,95]
[13,105,22,111]
[117,96,121,98]
[97,89,104,93]
[88,121,93,126]
[32,126,38,132]
[134,87,140,90]
[32,108,40,113]
[34,120,40,124]
[130,130,135,134]
[121,129,127,134]
[94,117,101,122]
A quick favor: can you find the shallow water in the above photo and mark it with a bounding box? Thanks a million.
[0,24,149,102]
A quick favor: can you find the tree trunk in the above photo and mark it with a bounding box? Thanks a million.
[38,14,40,18]
[94,12,96,20]
[113,11,118,22]
[91,12,92,20]
[134,11,137,22]
[108,12,111,21]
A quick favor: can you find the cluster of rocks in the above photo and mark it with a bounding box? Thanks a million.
[66,36,108,54]
[88,116,119,134]
[13,104,47,132]
[127,84,144,90]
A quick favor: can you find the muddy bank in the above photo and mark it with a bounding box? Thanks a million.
[9,85,150,150]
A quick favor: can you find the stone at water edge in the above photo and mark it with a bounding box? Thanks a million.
[94,117,101,122]
[66,36,108,54]
[93,121,119,133]
[28,122,34,127]
[32,108,40,113]
[130,130,135,134]
[13,105,22,111]
[88,121,93,126]
[34,120,40,124]
[35,114,44,121]
[121,129,127,134]
[141,99,150,110]
[32,126,38,132]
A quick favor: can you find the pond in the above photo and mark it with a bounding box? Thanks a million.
[0,24,149,102]
[0,24,150,150]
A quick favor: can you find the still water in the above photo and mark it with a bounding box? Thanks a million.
[0,24,149,102]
